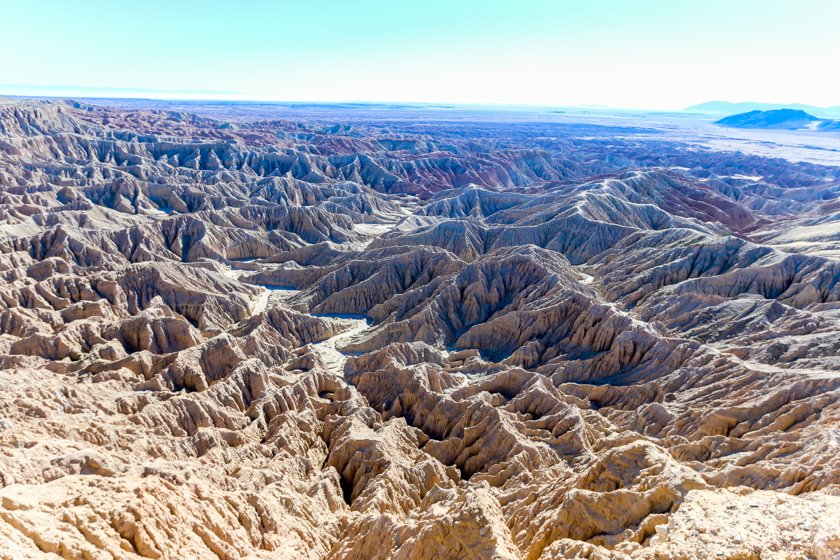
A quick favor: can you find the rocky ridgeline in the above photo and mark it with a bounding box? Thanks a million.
[0,100,838,559]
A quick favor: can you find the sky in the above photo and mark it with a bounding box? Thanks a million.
[1,0,839,110]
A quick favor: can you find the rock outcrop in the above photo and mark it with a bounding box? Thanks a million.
[0,99,838,559]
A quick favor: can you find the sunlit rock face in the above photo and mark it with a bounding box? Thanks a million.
[0,99,838,560]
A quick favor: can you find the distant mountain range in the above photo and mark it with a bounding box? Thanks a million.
[714,109,840,132]
[686,100,840,119]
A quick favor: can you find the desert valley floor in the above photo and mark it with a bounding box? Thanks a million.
[0,99,838,559]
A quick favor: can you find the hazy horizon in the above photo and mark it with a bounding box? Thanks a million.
[2,84,839,114]
[3,0,839,110]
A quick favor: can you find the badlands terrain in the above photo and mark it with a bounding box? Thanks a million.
[0,98,839,560]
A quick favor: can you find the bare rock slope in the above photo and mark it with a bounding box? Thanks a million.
[0,99,838,560]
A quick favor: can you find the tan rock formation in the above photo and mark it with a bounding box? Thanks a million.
[0,99,838,559]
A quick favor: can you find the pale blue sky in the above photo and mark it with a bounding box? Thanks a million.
[2,0,838,109]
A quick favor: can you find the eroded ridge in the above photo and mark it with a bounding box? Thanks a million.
[0,99,838,560]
